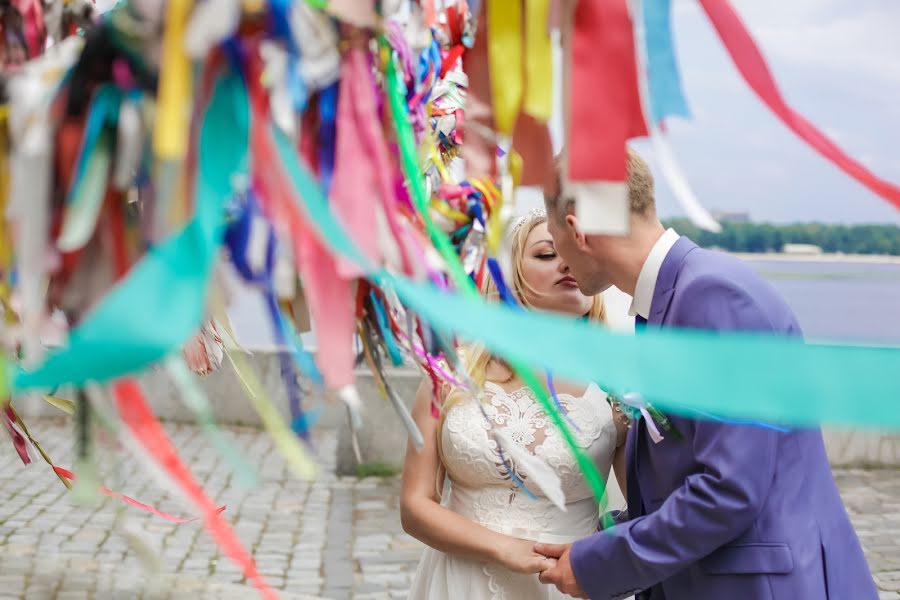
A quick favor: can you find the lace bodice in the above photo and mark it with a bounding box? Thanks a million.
[441,381,619,543]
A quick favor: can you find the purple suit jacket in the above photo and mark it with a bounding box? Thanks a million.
[570,238,877,600]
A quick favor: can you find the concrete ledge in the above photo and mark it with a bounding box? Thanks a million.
[15,352,900,470]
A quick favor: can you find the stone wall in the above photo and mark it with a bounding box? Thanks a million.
[15,351,900,475]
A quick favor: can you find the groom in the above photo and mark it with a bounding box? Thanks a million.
[534,149,877,599]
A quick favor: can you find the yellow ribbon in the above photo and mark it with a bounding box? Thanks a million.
[153,0,193,160]
[486,0,523,136]
[431,199,469,224]
[226,352,318,480]
[523,0,552,122]
[486,0,553,136]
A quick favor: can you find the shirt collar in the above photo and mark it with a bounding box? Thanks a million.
[629,228,680,319]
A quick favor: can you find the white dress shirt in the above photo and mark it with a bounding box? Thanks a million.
[628,228,680,319]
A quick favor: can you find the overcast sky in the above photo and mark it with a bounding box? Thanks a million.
[620,0,900,225]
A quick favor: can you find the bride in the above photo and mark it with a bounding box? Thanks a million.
[401,209,629,599]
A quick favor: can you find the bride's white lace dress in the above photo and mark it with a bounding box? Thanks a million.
[408,381,620,600]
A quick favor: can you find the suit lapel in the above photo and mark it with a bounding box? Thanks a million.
[627,238,698,520]
[647,237,697,325]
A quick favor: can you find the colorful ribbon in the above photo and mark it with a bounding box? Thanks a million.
[53,465,227,524]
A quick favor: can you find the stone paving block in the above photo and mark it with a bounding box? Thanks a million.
[1,418,897,599]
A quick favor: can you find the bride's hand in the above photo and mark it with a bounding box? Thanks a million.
[496,538,558,574]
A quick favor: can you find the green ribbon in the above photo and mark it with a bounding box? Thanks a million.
[273,128,612,508]
[11,64,900,440]
[273,125,900,431]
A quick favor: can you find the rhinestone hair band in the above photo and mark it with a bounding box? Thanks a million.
[510,207,548,236]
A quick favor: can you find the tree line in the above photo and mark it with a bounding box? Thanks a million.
[662,218,900,256]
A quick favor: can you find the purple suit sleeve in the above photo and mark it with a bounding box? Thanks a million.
[570,275,781,599]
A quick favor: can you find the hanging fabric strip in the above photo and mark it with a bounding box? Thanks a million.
[329,45,382,279]
[383,40,478,297]
[357,320,424,450]
[245,47,357,392]
[153,0,193,161]
[6,404,71,488]
[52,466,226,524]
[165,355,258,487]
[632,0,720,232]
[272,130,612,517]
[567,0,648,234]
[461,0,499,181]
[226,351,319,480]
[641,0,689,124]
[13,67,246,392]
[698,0,900,210]
[522,0,552,122]
[112,379,277,599]
[271,127,900,432]
[485,0,522,135]
[58,129,115,252]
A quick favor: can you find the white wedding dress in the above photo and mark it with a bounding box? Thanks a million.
[408,381,620,600]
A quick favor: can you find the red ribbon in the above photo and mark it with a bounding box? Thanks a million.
[112,380,278,599]
[568,0,648,184]
[3,406,31,464]
[52,466,226,524]
[699,0,900,210]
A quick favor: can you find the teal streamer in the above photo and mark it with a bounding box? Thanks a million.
[13,67,900,438]
[69,85,122,202]
[370,292,404,367]
[14,72,250,391]
[272,126,900,431]
[390,280,900,430]
[642,0,690,123]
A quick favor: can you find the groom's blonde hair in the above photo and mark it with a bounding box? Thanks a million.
[545,147,657,224]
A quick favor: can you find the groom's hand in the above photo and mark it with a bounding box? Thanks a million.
[535,543,587,598]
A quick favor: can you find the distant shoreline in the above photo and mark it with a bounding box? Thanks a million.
[730,252,900,264]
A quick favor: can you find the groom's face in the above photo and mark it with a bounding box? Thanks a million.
[545,213,613,296]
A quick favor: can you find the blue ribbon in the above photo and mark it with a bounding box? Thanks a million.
[642,0,690,124]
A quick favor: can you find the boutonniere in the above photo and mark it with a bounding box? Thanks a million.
[610,392,682,443]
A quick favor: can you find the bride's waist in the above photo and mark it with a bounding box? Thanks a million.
[447,485,599,544]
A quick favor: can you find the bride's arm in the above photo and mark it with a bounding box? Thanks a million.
[400,378,552,574]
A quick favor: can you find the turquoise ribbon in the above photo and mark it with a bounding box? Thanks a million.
[13,67,900,435]
[273,124,900,431]
[14,71,250,391]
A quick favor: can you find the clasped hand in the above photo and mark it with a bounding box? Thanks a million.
[534,542,588,598]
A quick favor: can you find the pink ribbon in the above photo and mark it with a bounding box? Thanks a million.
[330,48,382,279]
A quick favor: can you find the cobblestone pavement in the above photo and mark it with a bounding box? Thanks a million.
[1,418,899,599]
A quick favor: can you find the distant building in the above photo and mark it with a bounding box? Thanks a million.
[712,211,751,223]
[782,243,823,255]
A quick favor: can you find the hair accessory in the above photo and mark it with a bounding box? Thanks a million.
[510,206,547,236]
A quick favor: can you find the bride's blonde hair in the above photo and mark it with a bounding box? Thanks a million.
[434,210,606,483]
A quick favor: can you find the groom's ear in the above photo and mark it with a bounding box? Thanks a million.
[565,213,590,251]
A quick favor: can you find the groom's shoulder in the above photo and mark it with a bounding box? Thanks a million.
[673,245,798,332]
[678,245,764,292]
